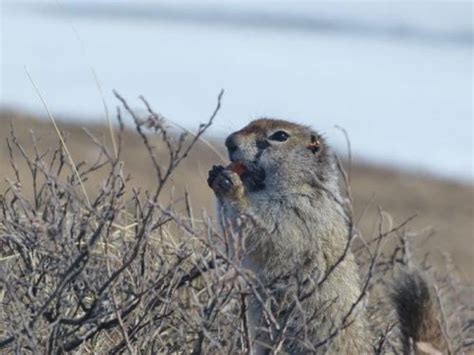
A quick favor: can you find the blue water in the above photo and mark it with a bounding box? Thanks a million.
[1,1,472,181]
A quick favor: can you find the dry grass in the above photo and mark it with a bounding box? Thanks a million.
[1,108,472,280]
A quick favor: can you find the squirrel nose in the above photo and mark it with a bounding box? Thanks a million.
[225,134,239,155]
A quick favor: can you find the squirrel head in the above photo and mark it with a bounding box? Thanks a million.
[225,118,335,193]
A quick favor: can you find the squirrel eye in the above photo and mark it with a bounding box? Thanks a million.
[268,130,290,142]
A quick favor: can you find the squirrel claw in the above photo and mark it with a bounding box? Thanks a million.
[207,165,225,188]
[208,165,243,199]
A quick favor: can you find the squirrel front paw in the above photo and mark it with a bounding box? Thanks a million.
[208,165,244,200]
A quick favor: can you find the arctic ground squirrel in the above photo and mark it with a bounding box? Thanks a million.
[208,118,444,354]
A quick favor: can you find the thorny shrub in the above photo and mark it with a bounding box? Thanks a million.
[0,92,472,354]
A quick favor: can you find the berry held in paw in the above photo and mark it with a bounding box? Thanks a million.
[227,161,247,177]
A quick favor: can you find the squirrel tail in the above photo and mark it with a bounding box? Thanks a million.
[391,271,446,355]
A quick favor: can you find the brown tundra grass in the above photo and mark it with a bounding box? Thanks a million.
[0,92,472,354]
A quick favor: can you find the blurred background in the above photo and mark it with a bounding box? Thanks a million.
[1,1,473,277]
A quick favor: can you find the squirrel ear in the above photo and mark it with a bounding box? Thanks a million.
[307,135,321,154]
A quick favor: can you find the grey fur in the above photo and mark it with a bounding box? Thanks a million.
[208,118,442,354]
